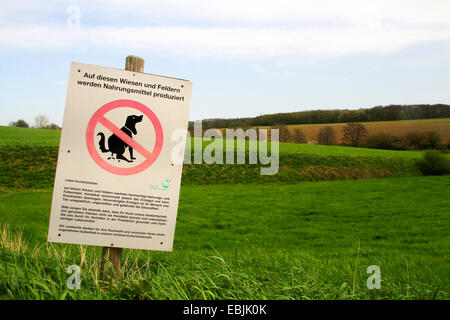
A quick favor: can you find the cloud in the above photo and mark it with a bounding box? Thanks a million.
[74,0,450,27]
[250,64,271,75]
[2,24,450,59]
[0,1,450,59]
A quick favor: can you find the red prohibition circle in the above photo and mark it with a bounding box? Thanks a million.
[86,99,163,175]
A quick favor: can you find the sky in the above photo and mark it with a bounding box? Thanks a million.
[1,0,450,127]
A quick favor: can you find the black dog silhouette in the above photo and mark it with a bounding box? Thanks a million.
[97,115,143,162]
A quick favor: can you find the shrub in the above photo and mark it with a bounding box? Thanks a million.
[417,150,450,175]
[422,131,442,149]
[44,123,61,130]
[404,132,425,150]
[366,133,405,150]
[8,119,29,128]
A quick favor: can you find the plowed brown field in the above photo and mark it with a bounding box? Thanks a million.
[285,118,450,143]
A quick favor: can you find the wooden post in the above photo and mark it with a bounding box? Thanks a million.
[100,247,122,281]
[125,55,145,73]
[100,55,145,282]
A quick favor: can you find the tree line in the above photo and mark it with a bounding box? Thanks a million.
[8,115,60,130]
[189,104,450,129]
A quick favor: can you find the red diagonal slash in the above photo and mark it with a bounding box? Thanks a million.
[99,116,153,159]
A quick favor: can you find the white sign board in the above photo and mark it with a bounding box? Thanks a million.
[47,62,192,251]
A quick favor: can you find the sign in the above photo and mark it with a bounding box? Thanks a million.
[47,62,193,251]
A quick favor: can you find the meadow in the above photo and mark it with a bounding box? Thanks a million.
[0,125,449,300]
[0,126,61,147]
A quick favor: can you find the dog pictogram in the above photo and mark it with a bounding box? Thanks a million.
[97,114,143,163]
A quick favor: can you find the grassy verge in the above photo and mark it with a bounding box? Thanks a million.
[0,146,421,189]
[192,137,425,158]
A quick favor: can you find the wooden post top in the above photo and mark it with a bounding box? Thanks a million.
[125,55,145,73]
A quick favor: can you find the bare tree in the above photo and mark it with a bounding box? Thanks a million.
[273,125,291,142]
[34,115,50,129]
[317,126,337,145]
[342,123,368,147]
[292,128,307,143]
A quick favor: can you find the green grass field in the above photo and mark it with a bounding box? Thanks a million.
[193,137,426,159]
[0,125,449,300]
[0,126,61,147]
[1,177,449,299]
